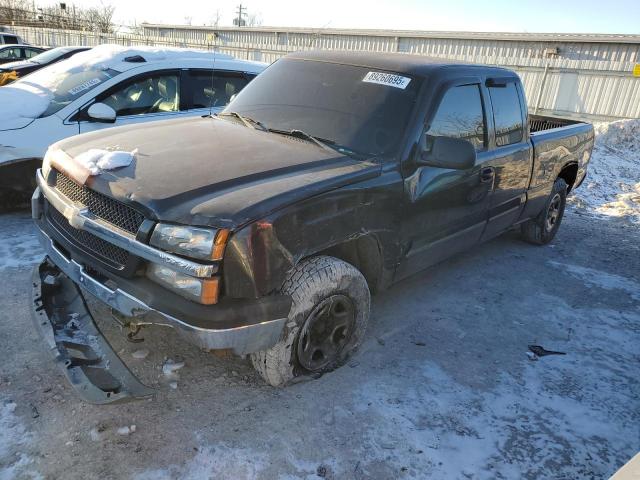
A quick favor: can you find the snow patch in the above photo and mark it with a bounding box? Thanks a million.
[0,399,41,480]
[162,360,185,376]
[569,119,640,223]
[0,81,51,127]
[74,148,137,176]
[131,349,150,360]
[117,425,136,436]
[548,261,640,300]
[135,445,269,480]
[0,215,43,270]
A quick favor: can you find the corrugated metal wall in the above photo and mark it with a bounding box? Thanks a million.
[139,25,640,121]
[14,25,640,120]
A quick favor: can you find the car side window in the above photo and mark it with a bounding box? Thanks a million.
[100,73,180,116]
[0,47,22,60]
[488,83,524,146]
[2,35,19,44]
[426,84,486,151]
[188,70,249,109]
[24,48,41,59]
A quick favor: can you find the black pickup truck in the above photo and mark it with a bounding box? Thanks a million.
[31,51,594,403]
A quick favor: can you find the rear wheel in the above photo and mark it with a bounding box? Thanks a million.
[520,178,567,245]
[251,256,370,387]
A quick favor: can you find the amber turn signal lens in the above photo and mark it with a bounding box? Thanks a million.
[200,277,220,305]
[212,229,230,260]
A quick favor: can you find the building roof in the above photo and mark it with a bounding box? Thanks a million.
[140,24,640,44]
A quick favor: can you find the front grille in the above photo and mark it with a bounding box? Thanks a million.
[54,171,144,235]
[48,205,129,269]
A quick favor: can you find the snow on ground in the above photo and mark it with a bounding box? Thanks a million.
[0,213,43,270]
[135,445,271,480]
[0,399,41,480]
[569,119,640,223]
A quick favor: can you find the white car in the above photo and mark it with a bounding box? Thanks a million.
[0,44,266,199]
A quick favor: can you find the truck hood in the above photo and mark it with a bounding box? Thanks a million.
[58,116,381,228]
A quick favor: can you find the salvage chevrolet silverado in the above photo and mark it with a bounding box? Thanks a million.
[31,51,594,403]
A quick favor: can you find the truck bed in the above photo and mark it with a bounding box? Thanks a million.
[529,114,586,134]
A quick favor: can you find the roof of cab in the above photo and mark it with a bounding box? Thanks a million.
[285,50,515,78]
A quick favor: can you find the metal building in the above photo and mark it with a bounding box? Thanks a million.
[140,24,640,121]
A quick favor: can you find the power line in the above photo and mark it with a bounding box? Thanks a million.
[234,4,247,27]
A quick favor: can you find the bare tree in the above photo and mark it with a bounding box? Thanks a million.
[86,3,115,33]
[210,9,222,27]
[246,12,262,27]
[0,0,32,24]
[0,0,115,33]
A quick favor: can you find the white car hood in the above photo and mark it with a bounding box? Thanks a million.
[0,82,50,132]
[0,116,35,132]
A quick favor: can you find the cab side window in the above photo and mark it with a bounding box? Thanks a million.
[100,73,180,116]
[488,83,524,146]
[188,70,249,109]
[426,84,486,151]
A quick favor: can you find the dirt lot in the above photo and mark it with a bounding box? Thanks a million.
[0,202,638,480]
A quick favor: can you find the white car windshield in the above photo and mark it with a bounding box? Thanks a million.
[15,66,120,117]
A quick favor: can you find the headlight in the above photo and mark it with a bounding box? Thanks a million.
[147,264,219,304]
[150,223,229,261]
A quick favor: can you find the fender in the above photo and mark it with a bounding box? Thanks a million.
[222,169,405,298]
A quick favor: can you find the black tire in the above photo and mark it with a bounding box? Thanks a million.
[250,255,370,387]
[520,178,567,245]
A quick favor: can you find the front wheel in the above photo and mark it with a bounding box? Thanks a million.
[520,178,568,245]
[251,256,370,387]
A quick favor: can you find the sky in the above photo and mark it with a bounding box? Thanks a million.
[41,0,640,34]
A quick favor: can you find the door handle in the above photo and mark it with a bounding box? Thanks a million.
[480,167,495,184]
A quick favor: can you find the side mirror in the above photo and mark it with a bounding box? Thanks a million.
[418,135,476,170]
[87,102,116,123]
[228,93,237,103]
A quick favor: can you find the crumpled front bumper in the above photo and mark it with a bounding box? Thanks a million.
[31,183,290,403]
[32,259,154,404]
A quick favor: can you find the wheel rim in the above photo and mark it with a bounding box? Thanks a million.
[545,193,562,232]
[297,294,356,372]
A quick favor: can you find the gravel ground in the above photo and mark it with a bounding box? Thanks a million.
[0,205,638,480]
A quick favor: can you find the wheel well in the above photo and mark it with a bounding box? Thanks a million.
[314,235,383,294]
[558,163,579,192]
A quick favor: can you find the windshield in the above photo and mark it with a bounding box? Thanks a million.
[15,65,120,117]
[223,58,422,158]
[30,47,74,65]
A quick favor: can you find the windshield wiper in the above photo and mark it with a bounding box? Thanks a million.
[267,128,341,154]
[218,111,267,131]
[269,128,374,160]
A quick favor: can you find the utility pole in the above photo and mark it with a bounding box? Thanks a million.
[234,4,247,27]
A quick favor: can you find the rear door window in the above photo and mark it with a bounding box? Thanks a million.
[187,70,249,109]
[488,83,524,146]
[426,84,486,151]
[24,48,42,59]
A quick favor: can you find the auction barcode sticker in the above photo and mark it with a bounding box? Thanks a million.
[68,78,102,96]
[363,71,411,89]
